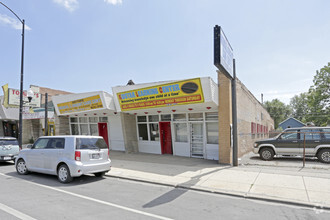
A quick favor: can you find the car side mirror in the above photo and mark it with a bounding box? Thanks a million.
[26,144,33,149]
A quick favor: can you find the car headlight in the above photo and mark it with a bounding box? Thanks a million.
[254,143,258,148]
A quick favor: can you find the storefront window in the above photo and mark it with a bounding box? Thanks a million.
[173,114,186,121]
[90,124,98,136]
[138,124,148,140]
[188,113,203,121]
[89,117,98,123]
[70,117,78,123]
[137,116,147,122]
[205,112,218,121]
[174,123,187,142]
[149,124,159,141]
[79,117,88,123]
[80,124,89,135]
[71,124,79,135]
[161,114,171,121]
[148,115,159,122]
[207,122,218,144]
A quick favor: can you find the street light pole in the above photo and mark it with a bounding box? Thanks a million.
[18,19,25,149]
[0,2,25,149]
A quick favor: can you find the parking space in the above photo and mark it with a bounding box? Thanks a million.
[239,152,330,170]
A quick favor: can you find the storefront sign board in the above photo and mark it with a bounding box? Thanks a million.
[117,78,204,111]
[8,88,41,107]
[57,95,103,114]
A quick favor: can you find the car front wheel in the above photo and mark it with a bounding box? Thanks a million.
[317,149,330,164]
[259,148,275,161]
[57,164,73,183]
[16,159,29,175]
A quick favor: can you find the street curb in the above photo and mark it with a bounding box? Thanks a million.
[106,174,330,211]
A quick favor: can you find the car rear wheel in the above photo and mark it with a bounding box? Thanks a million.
[317,149,330,164]
[260,148,274,161]
[57,164,73,183]
[94,172,106,177]
[16,159,29,175]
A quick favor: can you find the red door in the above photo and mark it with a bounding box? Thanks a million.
[98,123,109,147]
[159,122,172,154]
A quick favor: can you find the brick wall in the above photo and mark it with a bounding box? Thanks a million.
[218,71,232,164]
[36,86,72,104]
[236,79,274,157]
[217,71,275,162]
[55,116,70,135]
[22,119,41,144]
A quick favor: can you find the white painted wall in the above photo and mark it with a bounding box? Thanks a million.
[138,141,161,154]
[205,144,219,160]
[173,142,190,157]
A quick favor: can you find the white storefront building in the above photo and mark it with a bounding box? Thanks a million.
[52,77,220,160]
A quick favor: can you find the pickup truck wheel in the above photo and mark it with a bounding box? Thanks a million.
[260,148,274,161]
[317,149,330,163]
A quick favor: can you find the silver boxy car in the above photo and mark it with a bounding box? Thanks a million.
[15,136,111,183]
[0,137,19,162]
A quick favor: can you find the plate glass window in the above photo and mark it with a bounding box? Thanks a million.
[138,124,148,140]
[173,114,186,121]
[174,123,187,142]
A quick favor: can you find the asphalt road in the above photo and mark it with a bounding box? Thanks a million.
[0,161,329,220]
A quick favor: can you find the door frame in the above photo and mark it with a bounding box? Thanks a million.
[189,121,204,158]
[159,121,173,155]
[98,122,109,147]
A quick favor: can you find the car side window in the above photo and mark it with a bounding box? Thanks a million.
[322,129,330,140]
[301,129,321,140]
[33,139,49,149]
[46,138,65,149]
[280,130,298,140]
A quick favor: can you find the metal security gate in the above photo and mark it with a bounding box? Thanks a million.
[190,122,204,158]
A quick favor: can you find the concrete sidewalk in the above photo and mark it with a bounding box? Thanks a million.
[107,151,330,209]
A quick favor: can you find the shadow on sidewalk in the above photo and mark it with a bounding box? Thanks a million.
[143,166,232,208]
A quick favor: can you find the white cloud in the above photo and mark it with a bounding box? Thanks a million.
[53,0,79,12]
[104,0,123,5]
[0,14,31,30]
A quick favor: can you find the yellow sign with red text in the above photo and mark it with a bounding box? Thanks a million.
[57,95,103,114]
[117,78,204,111]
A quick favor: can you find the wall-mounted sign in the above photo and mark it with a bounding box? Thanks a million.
[57,95,103,114]
[117,78,204,111]
[8,88,41,107]
[214,25,234,78]
[23,111,54,120]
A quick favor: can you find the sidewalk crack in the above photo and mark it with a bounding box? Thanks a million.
[247,170,261,197]
[302,176,311,202]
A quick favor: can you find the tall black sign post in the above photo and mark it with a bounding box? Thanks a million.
[0,1,26,149]
[214,25,238,166]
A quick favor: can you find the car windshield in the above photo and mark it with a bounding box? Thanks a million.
[76,138,108,150]
[0,140,18,146]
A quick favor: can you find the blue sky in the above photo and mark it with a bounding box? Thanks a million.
[1,0,329,104]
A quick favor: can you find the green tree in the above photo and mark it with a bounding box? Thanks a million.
[306,63,330,126]
[290,93,309,123]
[264,99,292,129]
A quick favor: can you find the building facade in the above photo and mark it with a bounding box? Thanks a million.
[50,76,274,163]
